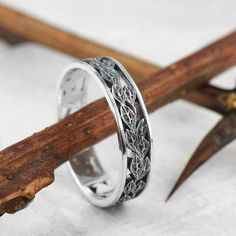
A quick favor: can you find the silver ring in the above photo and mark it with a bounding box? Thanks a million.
[57,56,153,207]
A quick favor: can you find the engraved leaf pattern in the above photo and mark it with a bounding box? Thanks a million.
[89,58,119,84]
[123,194,131,201]
[130,155,144,180]
[124,180,136,195]
[100,57,115,68]
[120,104,136,130]
[135,180,146,194]
[88,57,150,203]
[100,68,120,84]
[112,84,125,103]
[123,86,136,104]
[117,194,131,204]
[140,158,151,179]
[137,119,148,136]
[88,58,103,70]
[120,180,146,203]
[136,136,150,157]
[126,129,137,152]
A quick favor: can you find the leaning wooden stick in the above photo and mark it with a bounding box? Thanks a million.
[185,85,235,115]
[0,4,157,79]
[166,86,236,200]
[0,3,232,113]
[0,27,236,215]
[166,110,236,201]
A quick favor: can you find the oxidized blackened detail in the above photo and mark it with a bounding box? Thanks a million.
[88,57,151,203]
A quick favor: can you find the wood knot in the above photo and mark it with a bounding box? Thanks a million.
[2,172,15,181]
[67,123,73,128]
[6,174,14,181]
[85,128,91,135]
[220,93,236,111]
[42,145,50,154]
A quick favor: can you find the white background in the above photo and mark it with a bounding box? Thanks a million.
[0,0,236,235]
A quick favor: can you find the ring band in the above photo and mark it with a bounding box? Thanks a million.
[57,56,153,207]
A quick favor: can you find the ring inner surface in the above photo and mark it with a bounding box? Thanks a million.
[59,68,119,200]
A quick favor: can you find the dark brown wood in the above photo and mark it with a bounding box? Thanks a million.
[0,98,115,215]
[185,85,236,114]
[166,110,236,201]
[0,3,232,114]
[0,27,235,215]
[165,86,236,201]
[0,28,26,45]
[166,86,236,200]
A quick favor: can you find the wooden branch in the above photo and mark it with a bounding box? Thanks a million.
[0,28,236,215]
[166,86,236,200]
[166,110,236,201]
[0,3,232,113]
[184,84,235,114]
[0,4,158,79]
[0,28,26,45]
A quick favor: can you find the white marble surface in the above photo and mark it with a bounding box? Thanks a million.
[0,0,236,235]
